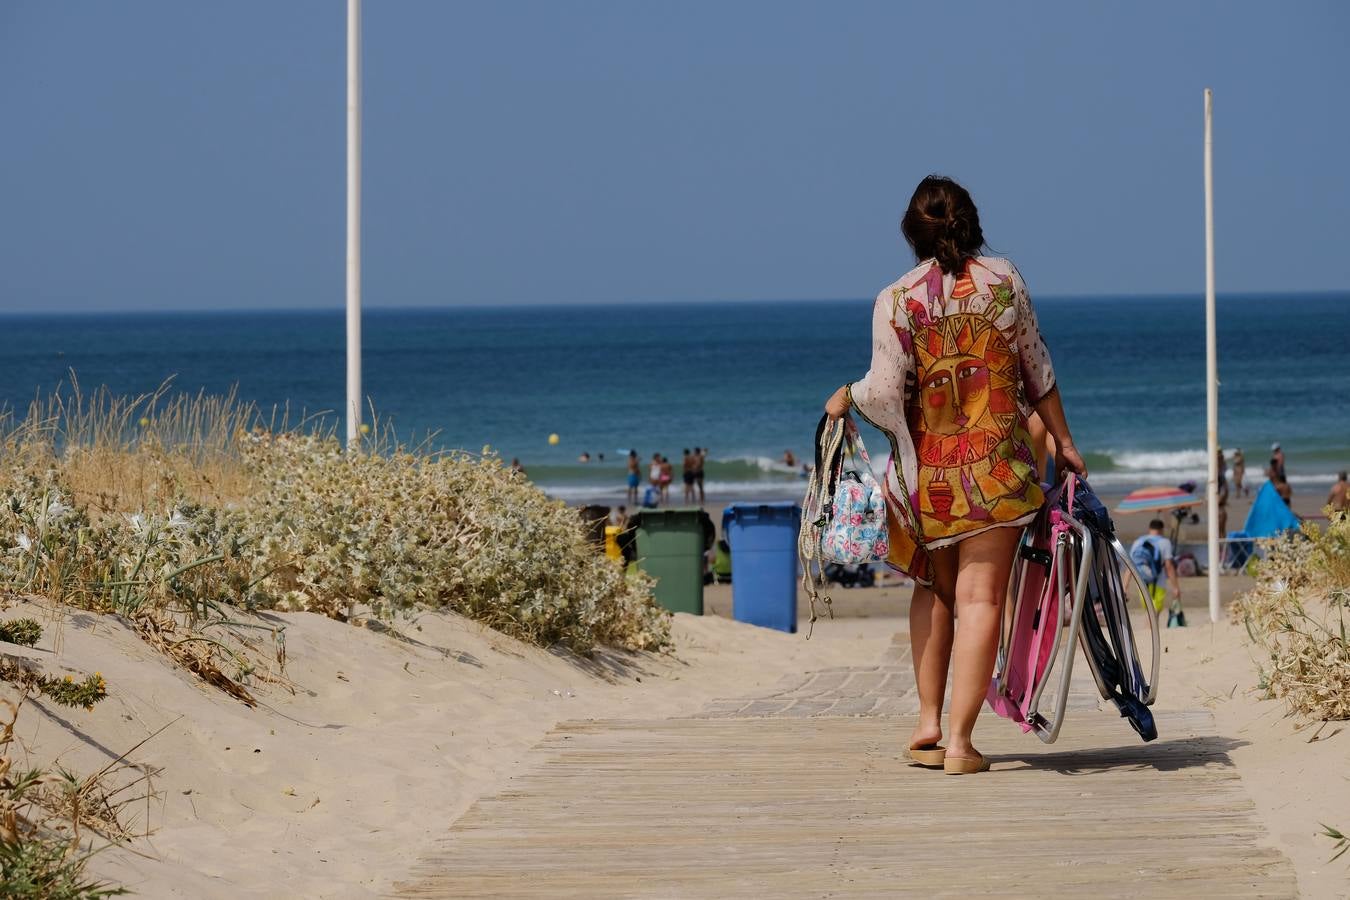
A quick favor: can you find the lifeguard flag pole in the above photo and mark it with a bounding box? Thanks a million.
[346,0,363,446]
[1203,88,1220,624]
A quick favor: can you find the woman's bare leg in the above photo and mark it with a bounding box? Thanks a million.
[945,525,1022,760]
[907,584,954,748]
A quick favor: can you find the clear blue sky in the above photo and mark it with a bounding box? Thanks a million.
[2,1,1346,312]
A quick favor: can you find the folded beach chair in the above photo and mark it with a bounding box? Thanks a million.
[1065,476,1161,742]
[987,480,1096,744]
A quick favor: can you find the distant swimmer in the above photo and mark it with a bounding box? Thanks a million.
[783,449,797,468]
[578,452,592,463]
[510,458,527,478]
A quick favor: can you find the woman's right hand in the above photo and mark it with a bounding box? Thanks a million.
[824,385,851,421]
[1055,441,1088,479]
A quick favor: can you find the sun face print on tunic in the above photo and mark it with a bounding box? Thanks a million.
[899,261,1048,544]
[849,256,1057,569]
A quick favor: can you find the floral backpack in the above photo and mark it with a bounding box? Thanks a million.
[798,415,890,632]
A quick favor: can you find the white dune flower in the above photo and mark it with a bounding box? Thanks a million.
[46,499,68,520]
[166,510,191,532]
[16,533,33,553]
[126,513,148,536]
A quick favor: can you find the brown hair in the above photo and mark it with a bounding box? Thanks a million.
[901,175,985,275]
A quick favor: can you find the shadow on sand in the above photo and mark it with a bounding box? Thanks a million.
[999,733,1250,775]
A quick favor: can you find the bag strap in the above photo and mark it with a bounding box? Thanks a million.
[798,415,847,636]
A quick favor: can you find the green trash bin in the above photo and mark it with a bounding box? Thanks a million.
[632,508,713,615]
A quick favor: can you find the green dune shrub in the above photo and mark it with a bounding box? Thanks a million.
[230,433,669,652]
[1,418,669,655]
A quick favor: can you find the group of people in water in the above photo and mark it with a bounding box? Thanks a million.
[625,448,708,507]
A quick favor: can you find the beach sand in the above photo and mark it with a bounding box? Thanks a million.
[572,481,1332,544]
[4,598,898,898]
[4,520,1344,897]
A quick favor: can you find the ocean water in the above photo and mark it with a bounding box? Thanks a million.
[1,293,1346,501]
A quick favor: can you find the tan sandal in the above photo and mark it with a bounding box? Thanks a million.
[904,744,947,767]
[943,751,991,775]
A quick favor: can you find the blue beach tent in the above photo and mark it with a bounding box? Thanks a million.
[1243,481,1301,539]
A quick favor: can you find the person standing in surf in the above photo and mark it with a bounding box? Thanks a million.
[626,450,642,506]
[825,175,1085,774]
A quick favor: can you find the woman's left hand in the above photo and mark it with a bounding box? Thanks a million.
[824,385,851,420]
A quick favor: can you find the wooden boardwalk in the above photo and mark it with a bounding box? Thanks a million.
[394,705,1296,898]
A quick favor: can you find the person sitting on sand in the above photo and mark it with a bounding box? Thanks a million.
[826,175,1087,774]
[1328,471,1348,515]
[626,451,641,505]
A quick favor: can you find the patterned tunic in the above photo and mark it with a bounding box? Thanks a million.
[849,257,1056,578]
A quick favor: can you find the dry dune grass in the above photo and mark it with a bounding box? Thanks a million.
[1,375,303,514]
[1235,513,1350,721]
[1,379,668,658]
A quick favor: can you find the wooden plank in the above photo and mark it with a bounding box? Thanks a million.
[393,710,1296,898]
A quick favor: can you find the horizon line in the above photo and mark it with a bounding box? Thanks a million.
[0,288,1344,318]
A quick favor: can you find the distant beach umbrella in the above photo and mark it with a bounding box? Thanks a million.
[1114,485,1203,515]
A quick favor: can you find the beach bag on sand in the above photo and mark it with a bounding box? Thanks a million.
[798,415,888,633]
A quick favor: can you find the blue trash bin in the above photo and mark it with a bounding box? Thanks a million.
[723,502,802,633]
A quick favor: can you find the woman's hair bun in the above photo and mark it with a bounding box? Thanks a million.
[901,176,985,275]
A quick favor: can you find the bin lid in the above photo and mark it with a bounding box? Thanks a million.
[631,508,715,550]
[722,502,802,530]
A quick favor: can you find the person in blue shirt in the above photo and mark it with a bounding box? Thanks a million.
[1130,519,1183,626]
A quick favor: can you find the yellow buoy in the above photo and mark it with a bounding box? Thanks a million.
[548,433,560,445]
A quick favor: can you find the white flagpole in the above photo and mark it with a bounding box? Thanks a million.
[346,0,363,446]
[1204,88,1220,624]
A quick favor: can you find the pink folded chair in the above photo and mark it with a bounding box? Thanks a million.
[986,480,1094,744]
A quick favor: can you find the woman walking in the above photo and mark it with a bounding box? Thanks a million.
[825,176,1085,774]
